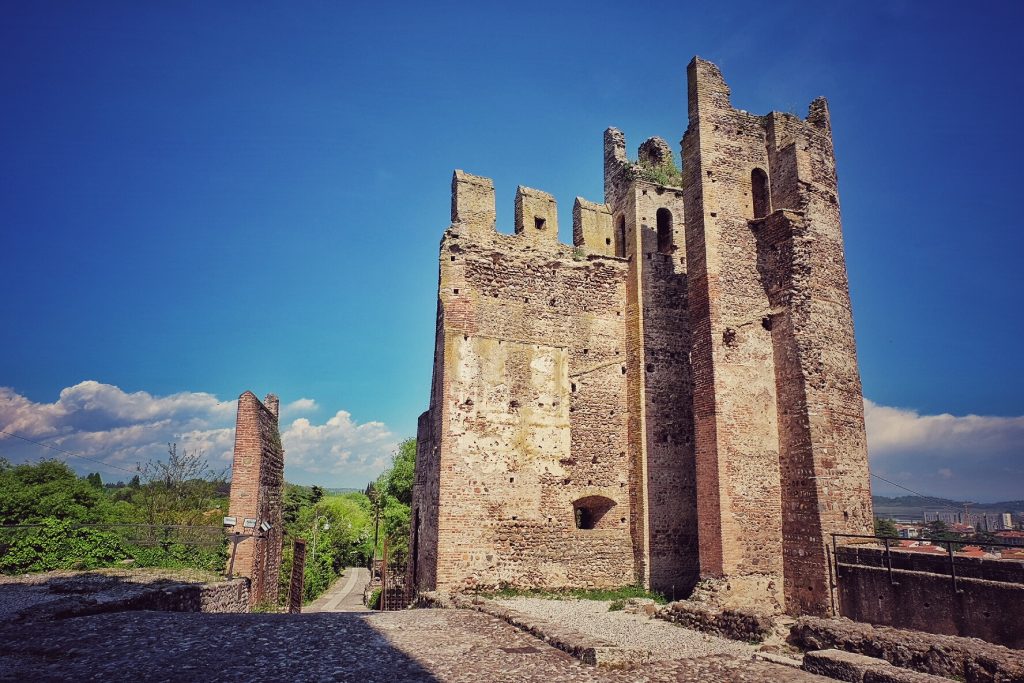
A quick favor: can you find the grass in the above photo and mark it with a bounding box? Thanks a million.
[477,583,667,604]
[638,162,683,188]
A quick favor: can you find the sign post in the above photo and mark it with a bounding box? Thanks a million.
[288,538,307,614]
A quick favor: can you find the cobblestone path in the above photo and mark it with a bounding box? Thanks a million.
[0,608,828,682]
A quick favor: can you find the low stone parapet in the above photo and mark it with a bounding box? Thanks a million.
[2,571,251,622]
[655,600,775,643]
[803,649,954,683]
[791,616,1024,683]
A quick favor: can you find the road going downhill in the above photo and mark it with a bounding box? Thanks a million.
[305,566,370,613]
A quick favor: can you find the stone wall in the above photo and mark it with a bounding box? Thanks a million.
[835,546,1024,648]
[4,572,252,622]
[227,391,285,607]
[792,616,1024,682]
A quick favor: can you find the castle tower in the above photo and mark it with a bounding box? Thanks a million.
[412,57,873,616]
[682,57,873,614]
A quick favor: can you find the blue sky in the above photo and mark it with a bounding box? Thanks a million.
[1,1,1022,502]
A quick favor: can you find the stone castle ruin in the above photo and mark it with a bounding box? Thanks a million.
[411,57,874,616]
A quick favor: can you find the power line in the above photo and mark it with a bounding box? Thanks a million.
[870,471,963,513]
[0,429,138,475]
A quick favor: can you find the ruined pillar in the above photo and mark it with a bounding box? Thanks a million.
[227,391,285,608]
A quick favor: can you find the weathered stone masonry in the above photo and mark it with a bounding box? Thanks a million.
[227,391,284,608]
[412,57,873,616]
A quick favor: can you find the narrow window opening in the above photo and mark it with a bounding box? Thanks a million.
[752,168,770,218]
[656,208,673,254]
[535,216,546,230]
[605,237,611,245]
[453,288,459,294]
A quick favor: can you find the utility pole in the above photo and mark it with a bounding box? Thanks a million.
[369,484,381,566]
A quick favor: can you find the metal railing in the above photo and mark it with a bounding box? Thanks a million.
[831,532,1024,596]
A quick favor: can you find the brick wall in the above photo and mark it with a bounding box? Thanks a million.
[227,391,285,607]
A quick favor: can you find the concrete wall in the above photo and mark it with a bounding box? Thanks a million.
[227,391,285,607]
[836,547,1024,648]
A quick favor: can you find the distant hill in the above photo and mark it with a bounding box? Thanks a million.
[872,495,1024,521]
[324,487,362,495]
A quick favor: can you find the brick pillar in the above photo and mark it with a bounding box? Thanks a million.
[227,391,285,608]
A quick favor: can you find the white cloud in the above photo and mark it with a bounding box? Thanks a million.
[863,398,1024,502]
[281,398,318,418]
[282,411,397,484]
[864,398,1024,457]
[0,382,397,488]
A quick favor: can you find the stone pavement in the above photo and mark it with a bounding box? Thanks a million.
[0,607,831,682]
[306,567,370,613]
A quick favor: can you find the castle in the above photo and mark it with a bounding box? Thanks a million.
[410,57,874,616]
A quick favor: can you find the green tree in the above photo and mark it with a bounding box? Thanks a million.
[369,438,416,565]
[874,517,899,538]
[382,439,415,505]
[86,472,103,489]
[133,443,227,526]
[277,489,374,603]
[0,459,120,525]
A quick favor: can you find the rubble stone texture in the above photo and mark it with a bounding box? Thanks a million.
[226,391,284,607]
[411,56,874,616]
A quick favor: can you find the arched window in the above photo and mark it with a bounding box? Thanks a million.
[751,168,770,219]
[656,208,673,254]
[573,495,616,530]
[615,215,626,258]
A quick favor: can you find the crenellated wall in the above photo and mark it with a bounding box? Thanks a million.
[413,176,636,589]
